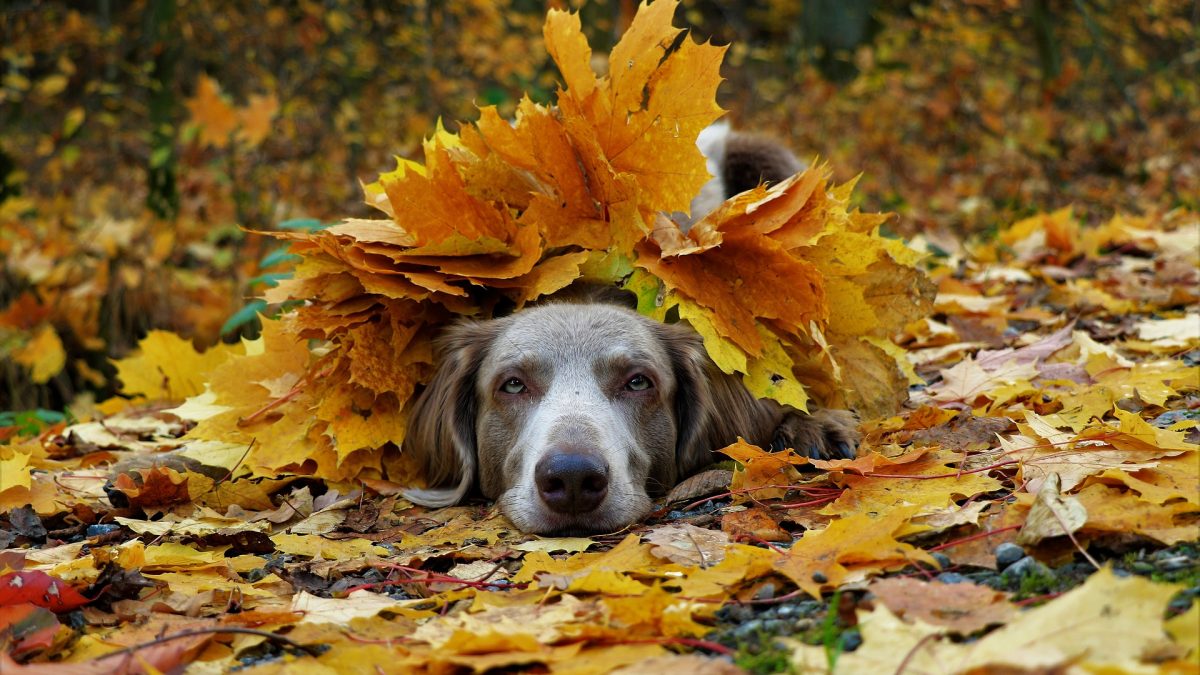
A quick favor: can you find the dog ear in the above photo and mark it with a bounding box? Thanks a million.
[657,322,780,485]
[402,320,495,508]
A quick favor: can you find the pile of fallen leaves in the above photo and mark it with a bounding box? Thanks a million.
[1,2,1197,674]
[0,191,255,411]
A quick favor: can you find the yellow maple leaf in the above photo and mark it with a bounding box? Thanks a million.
[774,506,935,598]
[1090,455,1199,506]
[1075,483,1198,545]
[0,446,32,493]
[11,323,65,384]
[236,92,278,146]
[819,448,1002,519]
[114,330,244,402]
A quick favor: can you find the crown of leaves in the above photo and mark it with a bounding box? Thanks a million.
[184,0,933,483]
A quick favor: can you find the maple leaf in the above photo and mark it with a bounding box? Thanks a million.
[1074,483,1199,545]
[721,506,791,543]
[774,506,936,598]
[926,355,1039,405]
[113,330,243,403]
[108,466,192,510]
[719,438,810,501]
[549,0,725,218]
[161,0,935,485]
[184,75,239,148]
[818,448,1002,520]
[0,446,33,493]
[11,324,65,384]
[235,92,278,146]
[0,571,91,612]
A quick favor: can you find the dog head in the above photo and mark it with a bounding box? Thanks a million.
[401,302,727,534]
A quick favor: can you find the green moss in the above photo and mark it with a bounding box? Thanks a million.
[1013,567,1061,600]
[732,634,795,675]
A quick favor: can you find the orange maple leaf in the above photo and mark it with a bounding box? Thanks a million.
[185,75,239,148]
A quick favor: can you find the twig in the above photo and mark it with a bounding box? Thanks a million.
[1048,501,1102,571]
[240,365,334,425]
[893,632,941,675]
[95,627,322,661]
[926,525,1022,552]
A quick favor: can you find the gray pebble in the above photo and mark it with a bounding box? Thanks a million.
[754,582,777,601]
[935,572,970,584]
[736,619,764,637]
[931,552,952,569]
[726,605,755,623]
[1005,555,1052,579]
[777,604,797,618]
[796,600,823,613]
[761,619,786,634]
[995,542,1025,568]
[1158,556,1192,572]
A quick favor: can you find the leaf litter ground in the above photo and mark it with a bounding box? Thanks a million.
[1,2,1198,674]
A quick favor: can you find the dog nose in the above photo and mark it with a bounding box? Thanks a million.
[535,453,609,514]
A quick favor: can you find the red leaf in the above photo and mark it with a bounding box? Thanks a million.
[0,571,91,612]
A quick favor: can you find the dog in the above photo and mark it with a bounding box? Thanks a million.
[402,126,848,535]
[402,299,858,535]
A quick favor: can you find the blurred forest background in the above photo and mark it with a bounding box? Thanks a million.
[1,0,1197,414]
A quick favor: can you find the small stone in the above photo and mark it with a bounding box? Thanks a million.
[840,630,863,652]
[761,619,786,634]
[811,571,828,584]
[796,599,823,614]
[792,617,817,632]
[935,572,970,584]
[736,619,764,637]
[931,552,952,569]
[726,605,755,623]
[1005,556,1052,579]
[754,582,777,601]
[995,542,1025,568]
[777,604,797,618]
[86,523,121,537]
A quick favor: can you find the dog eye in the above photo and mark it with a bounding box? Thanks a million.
[625,374,653,391]
[500,377,528,394]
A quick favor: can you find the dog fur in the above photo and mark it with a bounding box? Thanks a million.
[402,301,857,534]
[685,122,805,226]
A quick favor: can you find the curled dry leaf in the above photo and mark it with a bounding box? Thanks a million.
[664,468,733,504]
[1017,472,1087,546]
[644,522,730,567]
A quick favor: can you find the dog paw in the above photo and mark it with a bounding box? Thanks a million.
[770,408,859,460]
